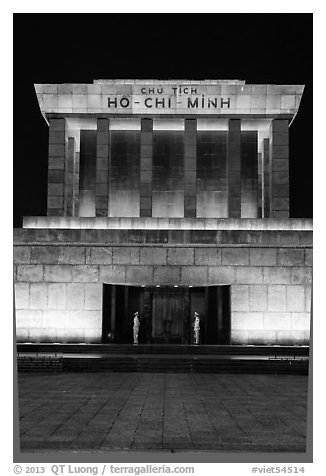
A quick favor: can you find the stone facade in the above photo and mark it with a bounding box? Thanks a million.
[14,80,311,346]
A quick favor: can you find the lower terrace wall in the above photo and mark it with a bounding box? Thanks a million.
[13,228,312,345]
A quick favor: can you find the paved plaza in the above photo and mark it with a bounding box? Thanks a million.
[17,372,308,453]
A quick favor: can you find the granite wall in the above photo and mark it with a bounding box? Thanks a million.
[14,228,312,345]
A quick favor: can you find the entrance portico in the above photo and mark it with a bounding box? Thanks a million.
[102,283,230,345]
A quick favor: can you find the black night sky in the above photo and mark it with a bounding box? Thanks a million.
[13,13,313,227]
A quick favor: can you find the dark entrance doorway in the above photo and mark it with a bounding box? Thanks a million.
[151,287,188,344]
[102,284,231,345]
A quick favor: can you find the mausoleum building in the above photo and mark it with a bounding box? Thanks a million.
[14,80,312,346]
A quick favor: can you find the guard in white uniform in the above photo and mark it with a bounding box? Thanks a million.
[133,311,140,344]
[193,312,200,345]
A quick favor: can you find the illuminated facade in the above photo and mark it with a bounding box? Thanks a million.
[14,80,312,345]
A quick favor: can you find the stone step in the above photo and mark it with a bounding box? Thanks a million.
[17,354,309,374]
[17,343,309,357]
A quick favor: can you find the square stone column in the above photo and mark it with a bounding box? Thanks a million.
[47,118,66,216]
[263,138,271,218]
[140,119,153,217]
[184,119,197,218]
[227,119,241,218]
[257,151,263,218]
[66,137,75,216]
[72,150,80,216]
[96,118,109,217]
[269,119,290,218]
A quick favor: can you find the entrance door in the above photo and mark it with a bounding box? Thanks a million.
[151,288,187,343]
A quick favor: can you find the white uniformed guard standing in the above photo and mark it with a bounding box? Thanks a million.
[193,312,200,345]
[133,311,140,345]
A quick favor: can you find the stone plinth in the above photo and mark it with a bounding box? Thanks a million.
[14,224,312,345]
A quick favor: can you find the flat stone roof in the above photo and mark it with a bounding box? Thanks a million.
[34,80,305,120]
